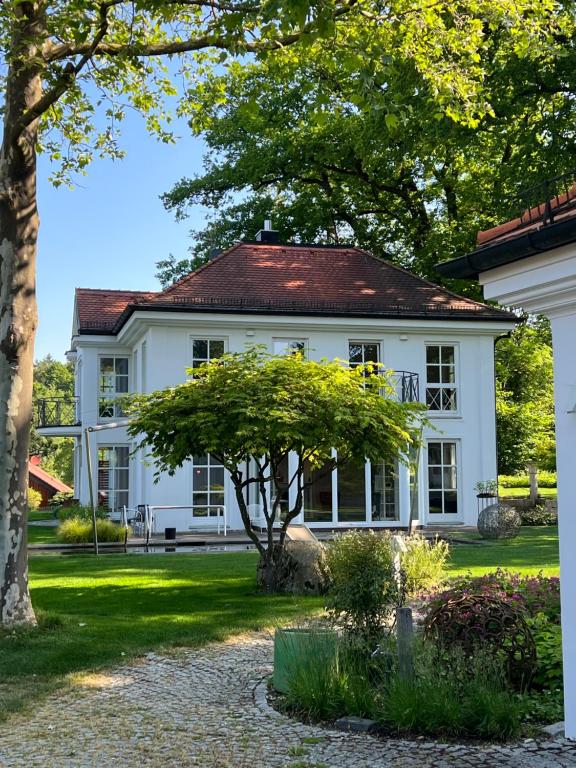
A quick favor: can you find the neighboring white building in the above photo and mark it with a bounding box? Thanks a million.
[437,178,576,739]
[38,234,514,532]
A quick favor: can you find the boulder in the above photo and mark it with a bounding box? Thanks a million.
[257,540,329,595]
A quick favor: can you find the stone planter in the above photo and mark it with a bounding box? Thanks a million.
[273,627,337,694]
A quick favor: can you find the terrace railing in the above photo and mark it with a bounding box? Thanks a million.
[36,397,80,428]
[388,371,419,403]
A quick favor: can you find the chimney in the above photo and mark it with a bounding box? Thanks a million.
[255,219,279,244]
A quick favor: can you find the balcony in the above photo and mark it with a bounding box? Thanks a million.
[388,371,419,403]
[36,397,81,436]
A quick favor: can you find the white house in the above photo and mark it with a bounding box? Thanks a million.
[38,230,514,532]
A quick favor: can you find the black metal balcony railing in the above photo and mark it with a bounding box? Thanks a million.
[513,170,576,230]
[36,397,80,429]
[388,371,419,403]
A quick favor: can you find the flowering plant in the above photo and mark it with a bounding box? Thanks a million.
[423,569,560,624]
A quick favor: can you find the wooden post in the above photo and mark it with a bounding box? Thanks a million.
[396,606,414,681]
[527,463,538,505]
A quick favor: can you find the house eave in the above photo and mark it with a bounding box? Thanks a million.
[436,216,576,280]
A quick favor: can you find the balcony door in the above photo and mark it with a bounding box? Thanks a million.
[426,441,461,523]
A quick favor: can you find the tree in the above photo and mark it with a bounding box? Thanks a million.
[127,350,423,591]
[495,321,555,474]
[0,0,366,628]
[0,1,561,627]
[161,3,575,292]
[31,356,74,486]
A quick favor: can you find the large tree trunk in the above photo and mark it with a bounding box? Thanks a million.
[0,4,43,627]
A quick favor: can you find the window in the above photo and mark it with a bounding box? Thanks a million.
[192,454,225,517]
[273,338,307,356]
[191,338,225,370]
[425,345,458,412]
[427,441,458,516]
[303,459,333,522]
[371,462,399,521]
[338,462,366,522]
[98,446,129,513]
[98,357,129,419]
[349,341,380,370]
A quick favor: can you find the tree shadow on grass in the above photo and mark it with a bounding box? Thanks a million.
[2,552,322,683]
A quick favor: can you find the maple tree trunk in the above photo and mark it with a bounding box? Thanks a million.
[0,4,43,627]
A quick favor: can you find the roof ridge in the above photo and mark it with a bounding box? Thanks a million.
[75,287,157,295]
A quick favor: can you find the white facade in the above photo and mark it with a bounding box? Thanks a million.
[479,242,576,740]
[51,306,511,532]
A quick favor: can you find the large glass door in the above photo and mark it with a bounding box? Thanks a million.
[426,441,460,522]
[192,454,225,517]
[303,460,333,523]
[337,462,366,522]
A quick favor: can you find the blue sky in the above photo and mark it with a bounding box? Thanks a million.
[36,113,207,361]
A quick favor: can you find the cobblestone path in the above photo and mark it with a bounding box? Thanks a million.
[1,634,575,768]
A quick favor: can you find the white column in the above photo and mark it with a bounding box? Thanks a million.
[550,313,576,739]
[397,460,411,527]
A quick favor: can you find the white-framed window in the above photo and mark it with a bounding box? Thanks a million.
[425,344,458,412]
[349,341,380,370]
[192,454,225,517]
[371,462,399,521]
[191,338,225,370]
[427,441,459,516]
[272,338,307,357]
[98,356,129,419]
[97,445,130,513]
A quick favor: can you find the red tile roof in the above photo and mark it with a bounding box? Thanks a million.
[28,461,73,494]
[477,182,576,249]
[75,288,156,333]
[75,243,513,334]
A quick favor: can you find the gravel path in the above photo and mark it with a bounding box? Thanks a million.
[1,633,575,768]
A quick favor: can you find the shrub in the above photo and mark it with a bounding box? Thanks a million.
[401,534,449,597]
[325,530,398,641]
[520,505,557,527]
[499,474,530,489]
[380,645,523,740]
[499,472,557,489]
[27,488,42,510]
[537,471,557,488]
[49,490,74,506]
[527,613,563,690]
[58,505,109,522]
[424,569,560,624]
[57,518,128,544]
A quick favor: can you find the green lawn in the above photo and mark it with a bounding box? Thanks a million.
[0,551,321,720]
[28,510,55,521]
[498,487,557,498]
[0,526,560,721]
[447,526,559,577]
[27,525,59,544]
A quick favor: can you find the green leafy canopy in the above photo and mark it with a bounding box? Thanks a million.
[127,348,425,477]
[160,2,575,290]
[1,1,566,188]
